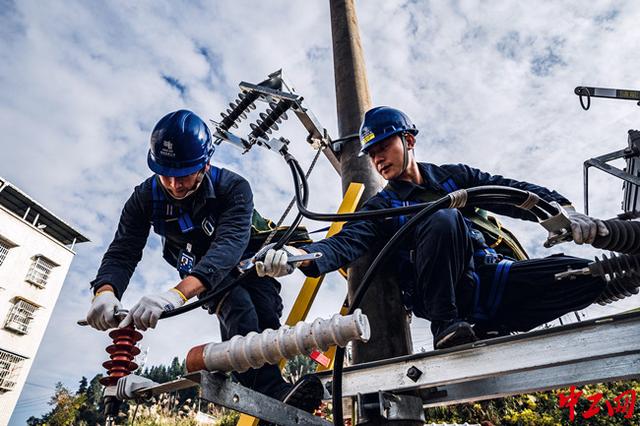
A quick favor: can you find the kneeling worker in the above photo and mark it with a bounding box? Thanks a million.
[85,110,322,412]
[257,106,609,350]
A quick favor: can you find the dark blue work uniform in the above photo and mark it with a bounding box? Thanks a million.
[91,167,290,398]
[301,162,606,338]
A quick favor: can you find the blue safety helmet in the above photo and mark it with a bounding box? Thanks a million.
[358,106,419,156]
[147,110,215,177]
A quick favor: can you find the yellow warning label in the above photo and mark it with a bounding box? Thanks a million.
[362,132,375,143]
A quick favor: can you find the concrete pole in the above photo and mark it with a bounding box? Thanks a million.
[329,0,413,371]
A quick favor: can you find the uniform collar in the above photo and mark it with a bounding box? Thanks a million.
[200,169,217,199]
[386,163,446,200]
[154,169,217,206]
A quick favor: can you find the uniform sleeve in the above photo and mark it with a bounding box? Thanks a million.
[189,178,253,291]
[90,186,151,299]
[299,197,390,277]
[447,163,571,221]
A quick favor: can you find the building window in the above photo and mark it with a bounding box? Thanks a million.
[0,349,26,392]
[0,237,17,267]
[4,299,38,334]
[25,256,56,288]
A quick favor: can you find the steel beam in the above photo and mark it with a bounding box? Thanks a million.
[198,372,331,425]
[317,313,640,400]
[422,353,640,407]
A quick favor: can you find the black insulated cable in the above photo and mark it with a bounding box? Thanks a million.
[287,154,559,223]
[592,219,640,254]
[160,154,312,319]
[325,188,557,425]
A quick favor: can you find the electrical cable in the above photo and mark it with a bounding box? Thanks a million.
[159,152,312,319]
[158,147,559,320]
[130,402,140,426]
[287,154,558,223]
[326,190,558,425]
[263,146,324,246]
[280,154,562,425]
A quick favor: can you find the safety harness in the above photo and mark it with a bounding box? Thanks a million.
[150,168,221,237]
[151,167,312,274]
[378,177,528,321]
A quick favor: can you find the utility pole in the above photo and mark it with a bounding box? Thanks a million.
[329,0,413,382]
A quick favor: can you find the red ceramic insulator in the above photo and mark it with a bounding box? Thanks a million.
[99,326,143,386]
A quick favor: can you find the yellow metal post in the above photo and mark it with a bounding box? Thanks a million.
[282,182,364,329]
[237,182,364,426]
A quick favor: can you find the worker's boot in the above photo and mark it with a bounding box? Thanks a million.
[433,320,478,349]
[259,374,324,425]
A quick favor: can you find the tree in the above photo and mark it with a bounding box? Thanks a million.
[76,374,104,425]
[46,382,86,425]
[77,376,88,395]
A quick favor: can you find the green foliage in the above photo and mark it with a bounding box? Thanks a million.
[424,380,640,426]
[45,382,86,425]
[125,394,198,425]
[215,410,240,426]
[26,357,199,425]
[282,354,317,384]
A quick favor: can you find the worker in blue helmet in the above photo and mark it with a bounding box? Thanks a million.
[257,106,610,350]
[86,110,322,413]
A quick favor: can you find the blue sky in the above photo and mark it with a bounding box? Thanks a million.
[3,0,640,423]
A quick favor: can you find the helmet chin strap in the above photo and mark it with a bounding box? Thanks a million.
[399,133,410,176]
[163,169,206,201]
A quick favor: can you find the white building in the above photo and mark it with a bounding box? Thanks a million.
[0,177,88,425]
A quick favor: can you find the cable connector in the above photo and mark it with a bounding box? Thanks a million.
[115,374,158,401]
[542,201,573,248]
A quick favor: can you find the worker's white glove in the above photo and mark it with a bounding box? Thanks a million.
[119,289,186,331]
[565,206,609,244]
[86,290,122,331]
[255,246,305,277]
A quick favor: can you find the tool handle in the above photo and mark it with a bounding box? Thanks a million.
[287,252,322,263]
[77,309,129,327]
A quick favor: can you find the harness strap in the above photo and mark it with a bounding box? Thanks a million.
[471,272,488,321]
[151,167,221,236]
[151,177,167,236]
[486,259,513,318]
[441,177,458,193]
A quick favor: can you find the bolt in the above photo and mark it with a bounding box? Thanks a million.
[406,366,423,382]
[325,381,333,395]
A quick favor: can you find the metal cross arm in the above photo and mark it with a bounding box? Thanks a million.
[211,70,341,173]
[315,311,640,405]
[575,85,640,110]
[115,371,331,425]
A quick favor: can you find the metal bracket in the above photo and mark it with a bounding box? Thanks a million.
[574,86,640,110]
[583,129,640,215]
[114,374,158,401]
[125,370,330,424]
[212,70,341,174]
[356,391,425,424]
[199,371,331,425]
[540,202,573,247]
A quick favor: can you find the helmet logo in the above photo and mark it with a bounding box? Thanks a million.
[160,140,176,158]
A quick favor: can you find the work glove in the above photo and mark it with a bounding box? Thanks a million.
[86,289,122,331]
[119,289,186,331]
[565,205,609,245]
[255,245,305,277]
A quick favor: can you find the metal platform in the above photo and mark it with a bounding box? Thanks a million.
[126,312,639,424]
[316,311,640,407]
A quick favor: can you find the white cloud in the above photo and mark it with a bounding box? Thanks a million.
[4,1,640,422]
